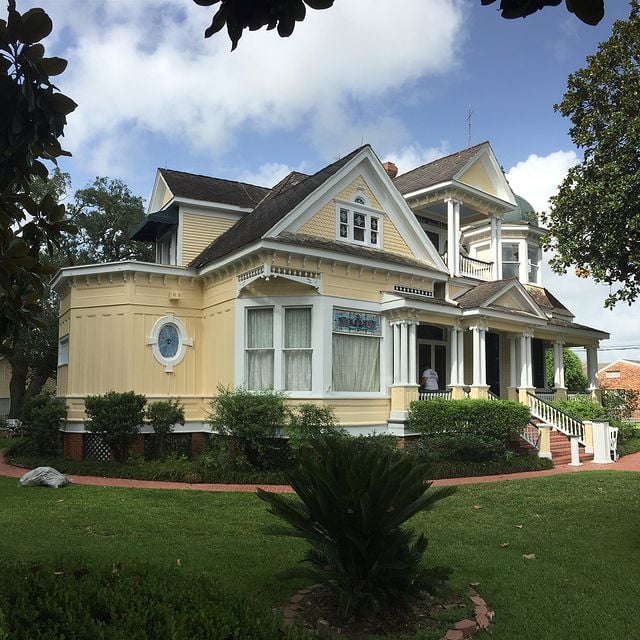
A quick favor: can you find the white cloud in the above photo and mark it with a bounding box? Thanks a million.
[507,150,640,361]
[506,150,578,213]
[35,0,467,176]
[237,163,298,188]
[382,142,451,175]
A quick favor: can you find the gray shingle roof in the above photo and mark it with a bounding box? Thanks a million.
[454,278,520,309]
[159,168,269,208]
[523,284,573,316]
[188,146,368,269]
[393,141,489,195]
[267,232,436,270]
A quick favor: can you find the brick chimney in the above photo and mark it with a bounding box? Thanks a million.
[382,161,398,179]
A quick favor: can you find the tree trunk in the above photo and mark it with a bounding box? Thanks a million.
[8,364,28,419]
[24,370,51,406]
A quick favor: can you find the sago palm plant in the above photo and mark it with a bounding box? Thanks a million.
[257,436,455,619]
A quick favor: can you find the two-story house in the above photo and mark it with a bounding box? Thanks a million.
[52,142,608,459]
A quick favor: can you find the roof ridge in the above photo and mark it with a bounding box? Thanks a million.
[158,167,269,191]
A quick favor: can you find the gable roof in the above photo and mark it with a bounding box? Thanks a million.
[393,141,489,195]
[189,146,367,269]
[454,278,520,309]
[159,168,269,208]
[523,284,573,317]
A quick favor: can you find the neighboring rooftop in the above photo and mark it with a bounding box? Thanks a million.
[393,141,489,195]
[159,168,270,209]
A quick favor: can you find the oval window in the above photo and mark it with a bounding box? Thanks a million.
[158,323,179,358]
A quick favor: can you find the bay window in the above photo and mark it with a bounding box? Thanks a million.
[284,308,312,391]
[528,244,540,283]
[246,308,274,390]
[502,243,520,279]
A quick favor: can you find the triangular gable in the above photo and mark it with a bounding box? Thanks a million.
[148,170,174,214]
[482,280,547,318]
[268,146,447,271]
[455,144,517,206]
[456,279,547,320]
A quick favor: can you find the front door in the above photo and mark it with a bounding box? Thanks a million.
[417,342,447,390]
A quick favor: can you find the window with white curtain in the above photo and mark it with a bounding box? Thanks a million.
[284,307,312,391]
[331,308,381,392]
[246,308,274,390]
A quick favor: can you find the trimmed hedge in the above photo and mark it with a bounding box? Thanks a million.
[408,398,531,463]
[0,563,310,640]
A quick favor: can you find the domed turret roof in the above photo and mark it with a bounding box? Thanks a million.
[503,194,539,227]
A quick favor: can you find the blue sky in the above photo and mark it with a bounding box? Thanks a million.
[16,0,640,362]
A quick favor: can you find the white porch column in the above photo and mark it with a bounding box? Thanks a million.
[457,324,465,388]
[449,325,459,386]
[587,344,599,391]
[553,339,566,390]
[446,198,461,277]
[518,328,535,403]
[408,321,417,385]
[490,215,502,280]
[400,321,409,385]
[469,320,488,397]
[392,322,401,385]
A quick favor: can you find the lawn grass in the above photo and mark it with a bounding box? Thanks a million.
[1,471,639,638]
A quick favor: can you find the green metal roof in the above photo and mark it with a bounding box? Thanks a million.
[503,194,539,227]
[129,205,179,241]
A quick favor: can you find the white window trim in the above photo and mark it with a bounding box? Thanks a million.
[58,334,69,366]
[235,296,390,399]
[335,200,383,249]
[146,314,193,373]
[527,243,541,285]
[156,227,178,266]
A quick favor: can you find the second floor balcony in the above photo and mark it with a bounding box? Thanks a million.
[442,252,493,281]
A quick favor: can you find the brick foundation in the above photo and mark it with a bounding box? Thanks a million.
[63,433,84,461]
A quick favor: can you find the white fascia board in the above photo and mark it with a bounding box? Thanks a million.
[462,308,547,327]
[557,326,610,343]
[380,295,462,317]
[198,238,448,282]
[51,261,198,289]
[401,181,453,201]
[449,180,516,213]
[267,147,447,271]
[172,196,254,215]
[482,280,548,319]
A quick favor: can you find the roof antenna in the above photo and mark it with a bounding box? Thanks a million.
[467,106,473,147]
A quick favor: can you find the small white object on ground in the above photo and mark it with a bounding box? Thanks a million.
[19,467,71,489]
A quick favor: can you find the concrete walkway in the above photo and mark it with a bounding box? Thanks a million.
[1,449,639,492]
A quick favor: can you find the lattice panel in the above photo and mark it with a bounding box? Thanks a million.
[84,434,111,462]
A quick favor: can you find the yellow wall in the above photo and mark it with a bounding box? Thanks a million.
[459,159,495,195]
[181,211,237,267]
[298,176,414,259]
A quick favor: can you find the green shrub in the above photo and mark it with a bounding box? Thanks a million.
[208,386,287,468]
[409,399,530,462]
[550,397,606,421]
[85,391,146,462]
[145,399,185,459]
[602,388,640,421]
[0,563,310,640]
[285,403,346,450]
[21,390,66,456]
[258,435,454,620]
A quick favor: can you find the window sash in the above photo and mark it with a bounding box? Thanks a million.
[336,205,381,248]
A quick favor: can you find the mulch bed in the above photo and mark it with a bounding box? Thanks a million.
[282,583,494,638]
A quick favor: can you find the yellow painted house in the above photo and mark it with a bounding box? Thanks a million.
[52,143,608,460]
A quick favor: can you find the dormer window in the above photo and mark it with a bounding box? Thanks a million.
[336,201,382,249]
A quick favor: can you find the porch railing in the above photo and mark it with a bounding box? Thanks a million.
[535,391,556,403]
[459,255,493,281]
[568,393,590,401]
[488,391,500,401]
[418,390,452,401]
[520,422,540,450]
[527,392,585,444]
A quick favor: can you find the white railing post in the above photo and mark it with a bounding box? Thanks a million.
[591,420,613,464]
[568,436,582,466]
